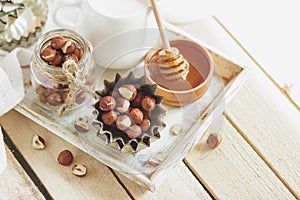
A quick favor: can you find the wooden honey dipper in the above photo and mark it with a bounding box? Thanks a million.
[150,0,190,81]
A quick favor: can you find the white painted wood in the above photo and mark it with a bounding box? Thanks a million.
[177,17,300,199]
[185,119,295,200]
[0,110,213,199]
[0,110,131,200]
[226,66,300,198]
[118,162,212,200]
[0,146,44,199]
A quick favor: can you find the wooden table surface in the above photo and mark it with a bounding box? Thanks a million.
[0,16,299,200]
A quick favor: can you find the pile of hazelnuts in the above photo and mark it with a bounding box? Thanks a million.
[98,84,156,139]
[36,36,84,106]
[40,36,83,67]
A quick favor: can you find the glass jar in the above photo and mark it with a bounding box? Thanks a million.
[30,29,96,116]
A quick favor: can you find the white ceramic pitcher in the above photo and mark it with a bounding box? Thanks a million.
[51,0,159,69]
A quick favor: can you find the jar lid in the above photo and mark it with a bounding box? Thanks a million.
[0,0,48,51]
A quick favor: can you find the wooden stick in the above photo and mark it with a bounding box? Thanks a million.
[150,0,171,51]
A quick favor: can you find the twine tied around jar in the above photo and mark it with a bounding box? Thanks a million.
[35,58,97,117]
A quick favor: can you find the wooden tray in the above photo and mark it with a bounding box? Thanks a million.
[15,23,249,191]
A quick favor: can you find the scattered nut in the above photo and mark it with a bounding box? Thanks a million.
[170,124,183,135]
[116,98,130,113]
[129,108,144,125]
[47,93,62,106]
[99,96,116,111]
[62,41,76,54]
[51,36,67,49]
[147,158,160,167]
[207,133,222,149]
[41,47,56,61]
[101,110,117,125]
[32,134,46,150]
[141,96,156,111]
[141,118,151,131]
[127,125,142,139]
[118,84,137,101]
[74,116,90,132]
[57,150,74,166]
[72,164,87,177]
[116,115,131,131]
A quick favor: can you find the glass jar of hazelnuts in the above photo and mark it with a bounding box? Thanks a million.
[30,29,96,117]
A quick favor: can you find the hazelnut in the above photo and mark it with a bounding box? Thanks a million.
[131,91,142,107]
[127,125,142,139]
[44,87,55,96]
[62,41,76,54]
[74,48,83,61]
[141,96,156,111]
[63,54,78,63]
[147,158,160,167]
[32,134,46,150]
[72,164,87,177]
[51,36,67,49]
[57,150,73,166]
[99,96,116,111]
[101,110,117,125]
[74,116,90,133]
[41,46,56,62]
[207,133,222,149]
[118,84,137,101]
[129,108,144,125]
[141,118,151,131]
[47,93,62,106]
[170,124,183,135]
[39,94,47,104]
[62,92,68,103]
[116,98,130,113]
[36,85,46,95]
[49,52,63,66]
[116,115,131,131]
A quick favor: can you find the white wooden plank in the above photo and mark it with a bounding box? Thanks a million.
[225,66,300,198]
[185,119,295,200]
[0,146,44,200]
[177,17,300,198]
[117,162,211,200]
[0,110,131,200]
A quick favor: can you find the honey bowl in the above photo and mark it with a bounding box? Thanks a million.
[144,39,214,106]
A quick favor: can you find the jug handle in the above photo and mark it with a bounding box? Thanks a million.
[51,0,82,29]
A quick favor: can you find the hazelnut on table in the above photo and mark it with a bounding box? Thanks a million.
[57,150,74,166]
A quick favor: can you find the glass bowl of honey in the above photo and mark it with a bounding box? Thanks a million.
[144,39,214,107]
